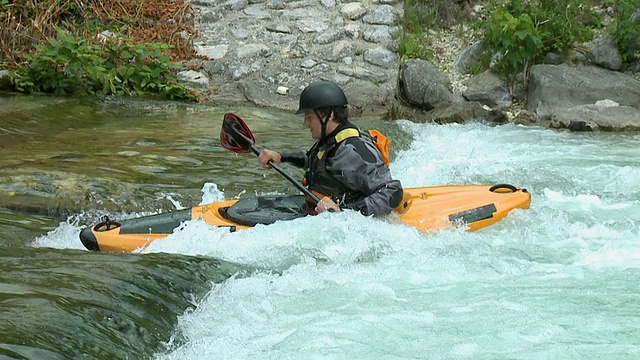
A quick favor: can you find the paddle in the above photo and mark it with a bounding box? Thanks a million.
[220,112,322,204]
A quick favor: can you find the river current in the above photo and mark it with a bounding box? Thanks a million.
[1,95,639,359]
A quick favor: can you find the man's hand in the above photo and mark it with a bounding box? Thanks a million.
[316,196,341,213]
[258,149,282,169]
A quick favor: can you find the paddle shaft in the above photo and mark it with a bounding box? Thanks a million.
[249,144,321,204]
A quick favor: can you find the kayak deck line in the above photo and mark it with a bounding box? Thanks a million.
[79,184,531,253]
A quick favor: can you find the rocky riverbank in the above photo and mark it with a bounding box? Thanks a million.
[1,1,638,130]
[179,0,640,131]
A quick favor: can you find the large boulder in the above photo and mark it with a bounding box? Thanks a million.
[550,100,640,131]
[527,64,640,116]
[463,70,511,108]
[396,58,461,111]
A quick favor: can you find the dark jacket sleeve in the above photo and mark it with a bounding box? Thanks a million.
[326,138,403,217]
[280,151,307,168]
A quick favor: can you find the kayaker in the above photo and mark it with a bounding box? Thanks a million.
[258,81,404,216]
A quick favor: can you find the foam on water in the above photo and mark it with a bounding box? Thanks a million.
[152,122,640,359]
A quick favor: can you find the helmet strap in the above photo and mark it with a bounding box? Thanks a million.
[314,109,332,139]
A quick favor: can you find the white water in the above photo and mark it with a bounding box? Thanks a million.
[36,121,640,359]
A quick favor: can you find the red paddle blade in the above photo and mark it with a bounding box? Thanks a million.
[220,113,256,153]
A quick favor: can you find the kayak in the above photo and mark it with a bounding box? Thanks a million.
[79,184,531,253]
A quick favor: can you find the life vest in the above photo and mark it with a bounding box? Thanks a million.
[303,125,390,213]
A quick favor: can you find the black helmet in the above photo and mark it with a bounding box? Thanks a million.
[295,81,348,115]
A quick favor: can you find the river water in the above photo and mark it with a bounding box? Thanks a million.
[1,94,639,359]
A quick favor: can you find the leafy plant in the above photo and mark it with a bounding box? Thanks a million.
[478,0,598,79]
[13,30,196,100]
[481,7,543,79]
[605,0,640,62]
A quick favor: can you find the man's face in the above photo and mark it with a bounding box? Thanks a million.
[303,111,323,140]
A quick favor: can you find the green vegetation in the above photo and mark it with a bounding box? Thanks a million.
[605,0,640,62]
[1,0,197,100]
[399,0,639,81]
[399,0,435,61]
[398,33,434,62]
[13,30,194,99]
[478,0,601,80]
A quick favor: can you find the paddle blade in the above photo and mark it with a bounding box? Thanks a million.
[220,113,256,153]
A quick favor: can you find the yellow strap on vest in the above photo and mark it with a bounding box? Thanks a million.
[316,128,360,159]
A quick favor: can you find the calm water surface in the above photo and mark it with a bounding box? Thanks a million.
[1,94,639,359]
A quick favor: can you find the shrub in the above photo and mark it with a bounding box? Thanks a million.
[478,0,600,80]
[605,0,640,62]
[12,30,195,100]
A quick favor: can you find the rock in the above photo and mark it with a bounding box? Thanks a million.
[588,35,623,71]
[550,102,640,131]
[341,3,367,20]
[397,59,458,111]
[362,4,396,25]
[363,46,398,68]
[177,70,210,89]
[0,70,12,90]
[463,71,511,108]
[424,101,490,124]
[452,42,485,74]
[527,64,640,118]
[544,52,563,65]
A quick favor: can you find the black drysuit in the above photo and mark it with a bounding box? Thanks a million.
[281,122,403,217]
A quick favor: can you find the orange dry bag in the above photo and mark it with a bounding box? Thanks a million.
[367,129,391,166]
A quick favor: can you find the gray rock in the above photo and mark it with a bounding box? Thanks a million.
[337,65,386,82]
[177,70,210,89]
[397,59,457,110]
[243,4,271,19]
[363,47,398,68]
[266,23,292,33]
[199,9,224,22]
[320,0,336,8]
[301,59,318,68]
[278,8,324,20]
[236,43,271,59]
[341,3,367,20]
[344,23,361,39]
[264,32,298,45]
[195,44,230,60]
[463,71,511,108]
[527,64,640,117]
[362,5,396,25]
[232,62,261,80]
[229,18,260,40]
[363,25,399,44]
[295,20,329,33]
[544,52,563,65]
[223,0,248,11]
[452,42,485,74]
[425,101,490,124]
[588,35,623,71]
[266,0,285,9]
[330,40,356,60]
[0,70,12,90]
[315,30,344,44]
[551,103,640,131]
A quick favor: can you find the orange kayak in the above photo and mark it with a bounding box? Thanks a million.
[79,184,531,253]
